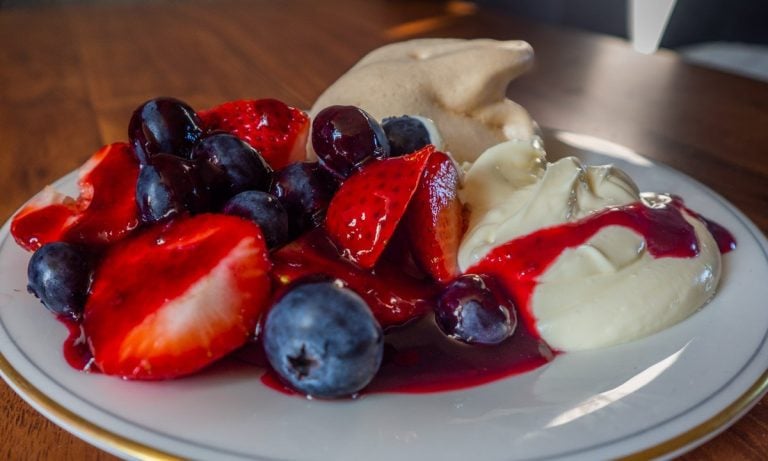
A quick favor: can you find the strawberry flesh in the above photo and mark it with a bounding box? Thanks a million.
[405,151,462,283]
[198,99,309,170]
[84,214,272,380]
[325,145,435,268]
[272,228,436,328]
[11,143,140,251]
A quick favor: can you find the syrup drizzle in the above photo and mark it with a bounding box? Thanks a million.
[61,198,736,396]
[256,314,554,396]
[60,316,95,371]
[469,197,734,338]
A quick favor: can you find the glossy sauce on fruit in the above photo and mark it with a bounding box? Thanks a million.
[11,143,140,251]
[272,229,436,328]
[15,96,738,398]
[83,214,272,379]
[54,176,735,394]
[258,311,552,395]
[61,317,94,371]
[266,228,554,395]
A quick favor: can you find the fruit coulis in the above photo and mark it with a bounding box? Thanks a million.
[271,229,438,328]
[20,95,736,399]
[61,194,735,394]
[11,143,140,252]
[368,312,552,394]
[259,195,735,396]
[257,312,552,396]
[61,317,93,371]
[470,195,736,337]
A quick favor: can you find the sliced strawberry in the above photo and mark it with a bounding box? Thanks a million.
[405,151,462,283]
[272,228,436,328]
[84,214,272,380]
[325,145,435,269]
[11,143,140,251]
[198,99,309,169]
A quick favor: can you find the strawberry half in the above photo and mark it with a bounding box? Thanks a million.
[11,143,140,251]
[272,228,436,328]
[198,99,309,169]
[325,145,435,269]
[84,214,272,380]
[405,151,462,283]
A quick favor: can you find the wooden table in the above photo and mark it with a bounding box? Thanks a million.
[1,0,766,459]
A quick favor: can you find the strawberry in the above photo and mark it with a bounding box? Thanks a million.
[83,214,272,380]
[272,228,436,328]
[198,99,309,169]
[11,143,140,251]
[405,151,462,283]
[325,145,435,268]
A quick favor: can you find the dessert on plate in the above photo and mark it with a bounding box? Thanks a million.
[9,38,734,398]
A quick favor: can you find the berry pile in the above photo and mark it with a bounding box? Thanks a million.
[12,97,522,398]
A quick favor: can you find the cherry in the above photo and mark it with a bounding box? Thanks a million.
[191,133,273,204]
[128,97,203,164]
[222,191,289,249]
[269,162,339,237]
[135,153,210,224]
[434,275,517,345]
[311,105,390,179]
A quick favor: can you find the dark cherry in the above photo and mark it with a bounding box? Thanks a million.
[135,153,210,224]
[311,105,390,179]
[269,162,339,237]
[27,242,94,321]
[434,275,517,345]
[222,191,289,249]
[128,97,203,164]
[191,133,272,204]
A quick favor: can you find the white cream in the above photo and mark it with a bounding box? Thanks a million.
[459,141,722,351]
[310,38,536,164]
[458,140,640,269]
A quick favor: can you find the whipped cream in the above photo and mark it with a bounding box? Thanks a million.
[311,38,536,164]
[459,141,721,351]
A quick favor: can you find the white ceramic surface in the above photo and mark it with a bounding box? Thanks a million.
[1,130,767,461]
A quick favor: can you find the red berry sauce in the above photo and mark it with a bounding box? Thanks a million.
[10,143,140,252]
[58,192,735,396]
[260,196,735,396]
[368,313,552,393]
[11,203,77,251]
[255,312,553,396]
[469,196,735,339]
[60,316,95,371]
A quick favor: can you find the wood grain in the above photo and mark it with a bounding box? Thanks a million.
[0,0,766,459]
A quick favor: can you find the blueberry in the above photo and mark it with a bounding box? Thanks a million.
[269,162,338,237]
[191,133,272,203]
[382,115,437,157]
[27,242,93,320]
[135,153,210,224]
[222,191,289,249]
[434,275,517,345]
[128,97,203,164]
[311,105,390,179]
[263,281,384,398]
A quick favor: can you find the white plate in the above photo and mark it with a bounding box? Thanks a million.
[1,129,767,461]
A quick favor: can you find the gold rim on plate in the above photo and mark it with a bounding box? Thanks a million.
[1,346,767,460]
[0,351,177,460]
[2,148,767,459]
